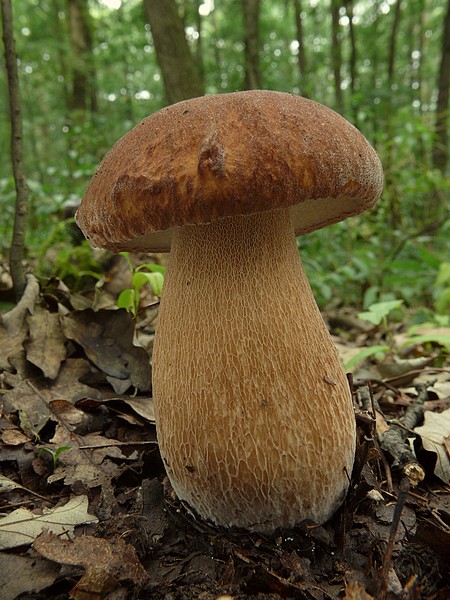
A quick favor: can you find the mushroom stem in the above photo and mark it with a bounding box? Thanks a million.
[152,207,356,532]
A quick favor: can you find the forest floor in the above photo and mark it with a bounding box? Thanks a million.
[0,262,449,600]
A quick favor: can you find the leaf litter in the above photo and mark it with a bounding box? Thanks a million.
[0,274,449,599]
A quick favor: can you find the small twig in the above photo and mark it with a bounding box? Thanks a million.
[431,509,450,532]
[375,383,426,486]
[377,477,411,600]
[376,437,394,493]
[365,378,402,397]
[77,441,157,449]
[335,380,377,554]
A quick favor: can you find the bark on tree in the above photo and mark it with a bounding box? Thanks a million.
[144,0,204,105]
[117,4,134,123]
[432,0,450,172]
[292,0,309,97]
[195,0,205,87]
[331,0,344,113]
[241,0,262,90]
[369,1,381,139]
[385,0,403,229]
[387,0,402,86]
[1,0,29,300]
[66,0,97,113]
[346,0,357,122]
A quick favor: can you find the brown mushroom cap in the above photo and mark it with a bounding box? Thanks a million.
[76,90,383,252]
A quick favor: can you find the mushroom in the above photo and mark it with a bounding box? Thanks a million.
[76,91,383,533]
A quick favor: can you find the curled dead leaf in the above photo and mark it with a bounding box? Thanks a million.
[414,408,450,483]
[33,530,147,598]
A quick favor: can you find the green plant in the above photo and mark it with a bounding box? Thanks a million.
[433,261,450,316]
[38,234,103,289]
[117,252,166,317]
[37,445,72,473]
[345,298,450,370]
[357,299,404,327]
[344,300,404,370]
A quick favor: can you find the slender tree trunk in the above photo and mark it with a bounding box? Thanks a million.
[66,0,96,113]
[385,0,403,229]
[432,0,450,172]
[51,0,73,174]
[1,0,29,299]
[292,0,309,97]
[331,0,344,113]
[117,4,134,123]
[195,0,205,88]
[369,1,381,140]
[22,78,45,184]
[241,0,262,89]
[210,7,223,90]
[411,0,426,162]
[144,0,204,104]
[346,0,357,123]
[387,0,402,86]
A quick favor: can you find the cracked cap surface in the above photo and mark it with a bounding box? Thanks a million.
[76,90,384,252]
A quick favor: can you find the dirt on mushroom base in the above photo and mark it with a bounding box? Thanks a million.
[0,276,449,599]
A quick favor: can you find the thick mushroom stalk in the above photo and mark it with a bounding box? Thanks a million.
[153,207,356,532]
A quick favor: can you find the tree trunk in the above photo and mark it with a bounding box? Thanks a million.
[369,1,381,139]
[385,0,403,229]
[66,0,96,113]
[117,4,134,123]
[241,0,262,90]
[292,0,309,97]
[144,0,204,105]
[387,0,402,86]
[432,0,450,172]
[331,0,344,113]
[1,0,29,299]
[346,0,357,123]
[195,0,205,88]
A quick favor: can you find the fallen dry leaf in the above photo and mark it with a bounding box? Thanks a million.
[75,395,155,425]
[0,274,40,336]
[344,580,374,599]
[377,356,432,379]
[2,358,103,434]
[33,530,147,598]
[46,427,138,489]
[414,408,450,483]
[0,495,98,549]
[1,426,31,445]
[49,398,85,430]
[0,474,49,502]
[0,553,60,600]
[0,321,28,371]
[62,308,151,393]
[25,307,67,379]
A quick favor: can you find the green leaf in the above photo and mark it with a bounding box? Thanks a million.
[138,263,166,275]
[436,288,450,315]
[147,272,164,297]
[358,300,404,325]
[119,251,133,272]
[54,446,72,459]
[132,271,164,298]
[406,334,450,352]
[117,289,137,315]
[345,345,390,370]
[436,262,450,287]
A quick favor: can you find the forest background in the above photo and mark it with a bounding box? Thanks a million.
[1,0,449,319]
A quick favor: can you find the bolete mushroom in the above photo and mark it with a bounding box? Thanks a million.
[76,91,383,533]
